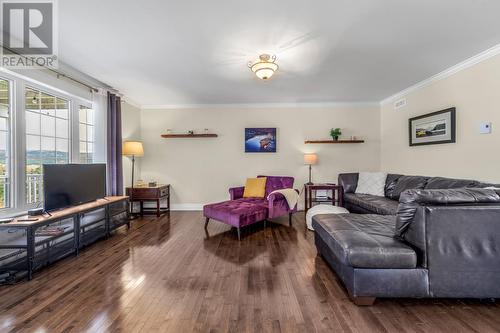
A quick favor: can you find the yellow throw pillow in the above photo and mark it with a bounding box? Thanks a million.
[243,177,267,198]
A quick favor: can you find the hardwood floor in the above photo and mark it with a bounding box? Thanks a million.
[0,211,499,333]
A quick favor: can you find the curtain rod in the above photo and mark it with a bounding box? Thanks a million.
[1,45,102,93]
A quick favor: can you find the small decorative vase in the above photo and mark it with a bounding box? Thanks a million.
[332,136,339,141]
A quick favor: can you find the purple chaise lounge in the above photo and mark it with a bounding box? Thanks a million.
[203,176,298,240]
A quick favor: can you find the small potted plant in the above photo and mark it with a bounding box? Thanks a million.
[330,128,342,141]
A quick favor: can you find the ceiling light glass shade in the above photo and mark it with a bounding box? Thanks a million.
[248,54,279,80]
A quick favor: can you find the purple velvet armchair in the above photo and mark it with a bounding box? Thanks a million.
[203,176,298,240]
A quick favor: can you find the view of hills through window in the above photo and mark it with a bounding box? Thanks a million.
[25,88,69,204]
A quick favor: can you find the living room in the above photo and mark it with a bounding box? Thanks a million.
[0,0,499,332]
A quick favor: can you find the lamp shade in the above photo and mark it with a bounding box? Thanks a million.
[122,141,144,156]
[304,153,318,165]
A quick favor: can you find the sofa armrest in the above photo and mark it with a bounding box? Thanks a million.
[396,188,500,236]
[338,173,359,194]
[268,189,299,218]
[422,205,500,297]
[268,189,299,208]
[396,188,500,267]
[229,186,244,200]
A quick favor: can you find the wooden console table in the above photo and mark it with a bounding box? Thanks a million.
[0,196,129,282]
[126,184,170,217]
[304,183,343,212]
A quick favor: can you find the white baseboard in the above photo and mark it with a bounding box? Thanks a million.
[157,203,305,212]
[171,203,204,211]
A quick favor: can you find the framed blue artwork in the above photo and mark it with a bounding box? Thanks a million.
[244,128,277,153]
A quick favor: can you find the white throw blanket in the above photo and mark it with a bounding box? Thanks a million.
[306,205,349,230]
[267,188,299,209]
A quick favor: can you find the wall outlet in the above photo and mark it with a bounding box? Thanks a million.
[479,122,492,134]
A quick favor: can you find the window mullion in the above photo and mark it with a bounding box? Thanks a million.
[14,79,27,211]
[70,99,79,163]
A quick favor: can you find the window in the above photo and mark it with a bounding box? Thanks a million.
[25,88,70,204]
[79,105,94,163]
[0,73,101,216]
[0,79,10,209]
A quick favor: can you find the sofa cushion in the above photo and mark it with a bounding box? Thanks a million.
[355,172,387,196]
[396,188,500,238]
[257,175,294,197]
[203,198,268,227]
[387,175,429,200]
[312,213,417,269]
[344,193,399,215]
[476,181,500,188]
[424,177,478,190]
[338,173,359,193]
[243,177,267,198]
[385,174,403,197]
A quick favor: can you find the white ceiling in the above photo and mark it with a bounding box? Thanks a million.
[59,0,500,106]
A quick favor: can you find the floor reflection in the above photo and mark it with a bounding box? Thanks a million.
[203,218,297,266]
[0,212,498,332]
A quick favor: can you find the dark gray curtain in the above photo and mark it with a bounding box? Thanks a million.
[107,92,123,196]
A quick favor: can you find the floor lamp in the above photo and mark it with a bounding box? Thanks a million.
[123,141,144,217]
[304,153,318,185]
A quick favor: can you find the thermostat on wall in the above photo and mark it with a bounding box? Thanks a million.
[479,122,492,134]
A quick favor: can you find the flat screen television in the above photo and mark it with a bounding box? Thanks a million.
[43,164,107,212]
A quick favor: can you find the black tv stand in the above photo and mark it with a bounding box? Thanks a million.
[0,196,129,282]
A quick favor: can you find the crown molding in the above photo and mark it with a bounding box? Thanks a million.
[0,67,94,104]
[381,43,500,105]
[141,101,379,110]
[122,97,141,109]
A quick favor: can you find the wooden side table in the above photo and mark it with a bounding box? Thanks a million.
[304,183,343,213]
[126,184,170,217]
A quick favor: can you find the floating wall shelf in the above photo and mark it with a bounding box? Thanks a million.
[161,134,218,138]
[304,140,365,144]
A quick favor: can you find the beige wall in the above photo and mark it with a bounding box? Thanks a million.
[121,102,142,190]
[139,106,381,209]
[122,52,500,209]
[381,54,500,183]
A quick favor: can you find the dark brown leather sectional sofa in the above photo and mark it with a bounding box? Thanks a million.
[312,173,500,305]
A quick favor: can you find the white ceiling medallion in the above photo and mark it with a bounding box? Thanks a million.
[248,54,279,80]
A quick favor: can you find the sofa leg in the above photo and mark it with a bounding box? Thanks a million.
[350,295,376,306]
[289,213,292,226]
[204,217,210,229]
[237,227,241,241]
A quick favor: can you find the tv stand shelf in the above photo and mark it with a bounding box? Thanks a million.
[0,196,129,283]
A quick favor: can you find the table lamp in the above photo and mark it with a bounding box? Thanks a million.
[304,153,318,185]
[122,141,144,189]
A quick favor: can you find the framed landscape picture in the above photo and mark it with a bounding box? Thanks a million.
[245,128,277,153]
[409,108,456,146]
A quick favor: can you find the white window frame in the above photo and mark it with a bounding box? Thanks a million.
[0,77,14,212]
[0,71,95,217]
[77,104,95,163]
[24,85,72,206]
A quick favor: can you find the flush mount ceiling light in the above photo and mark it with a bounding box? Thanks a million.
[248,54,279,80]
